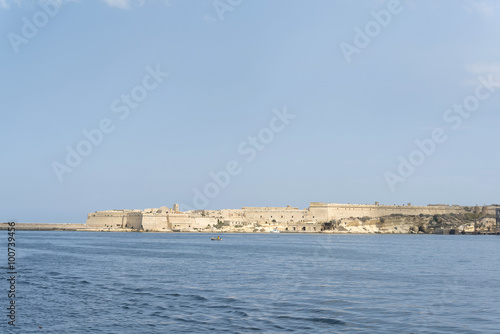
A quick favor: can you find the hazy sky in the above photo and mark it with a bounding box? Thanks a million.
[1,0,499,223]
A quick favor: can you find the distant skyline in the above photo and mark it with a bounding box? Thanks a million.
[1,0,500,223]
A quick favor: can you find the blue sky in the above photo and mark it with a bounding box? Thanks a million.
[1,0,500,223]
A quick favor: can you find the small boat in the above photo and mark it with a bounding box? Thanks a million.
[211,237,222,241]
[270,228,280,234]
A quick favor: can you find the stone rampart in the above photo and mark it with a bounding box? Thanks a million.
[86,210,143,229]
[308,203,478,222]
[141,213,170,231]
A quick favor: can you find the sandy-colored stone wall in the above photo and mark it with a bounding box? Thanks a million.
[284,222,322,232]
[86,210,142,229]
[200,207,310,224]
[308,203,483,222]
[242,208,309,224]
[124,213,143,229]
[142,213,170,231]
[168,215,217,231]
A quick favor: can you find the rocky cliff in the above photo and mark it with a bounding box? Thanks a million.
[326,213,497,234]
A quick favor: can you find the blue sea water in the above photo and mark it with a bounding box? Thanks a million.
[1,232,500,333]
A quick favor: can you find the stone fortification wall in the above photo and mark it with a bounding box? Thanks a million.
[201,206,310,224]
[242,207,309,224]
[141,213,170,231]
[241,206,300,210]
[308,203,477,222]
[168,215,217,231]
[86,210,142,229]
[86,208,215,232]
[283,221,322,233]
[137,212,215,231]
[125,212,143,229]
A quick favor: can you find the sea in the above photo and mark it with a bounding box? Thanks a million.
[1,232,499,333]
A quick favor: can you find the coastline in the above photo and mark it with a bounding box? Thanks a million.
[1,222,498,235]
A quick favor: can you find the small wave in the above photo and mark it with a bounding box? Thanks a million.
[150,311,170,319]
[241,327,263,331]
[157,292,207,301]
[277,315,346,326]
[188,294,207,301]
[214,309,249,317]
[172,317,208,326]
[133,292,155,297]
[164,293,181,297]
[309,317,346,325]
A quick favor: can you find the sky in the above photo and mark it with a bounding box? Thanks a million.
[1,0,500,223]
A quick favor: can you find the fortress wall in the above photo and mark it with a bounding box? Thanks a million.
[241,208,309,224]
[124,212,143,229]
[169,218,217,230]
[86,210,143,229]
[241,207,300,211]
[167,214,216,230]
[202,207,309,224]
[284,222,323,233]
[307,204,330,222]
[309,203,468,222]
[86,211,127,228]
[168,214,190,224]
[142,213,170,231]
